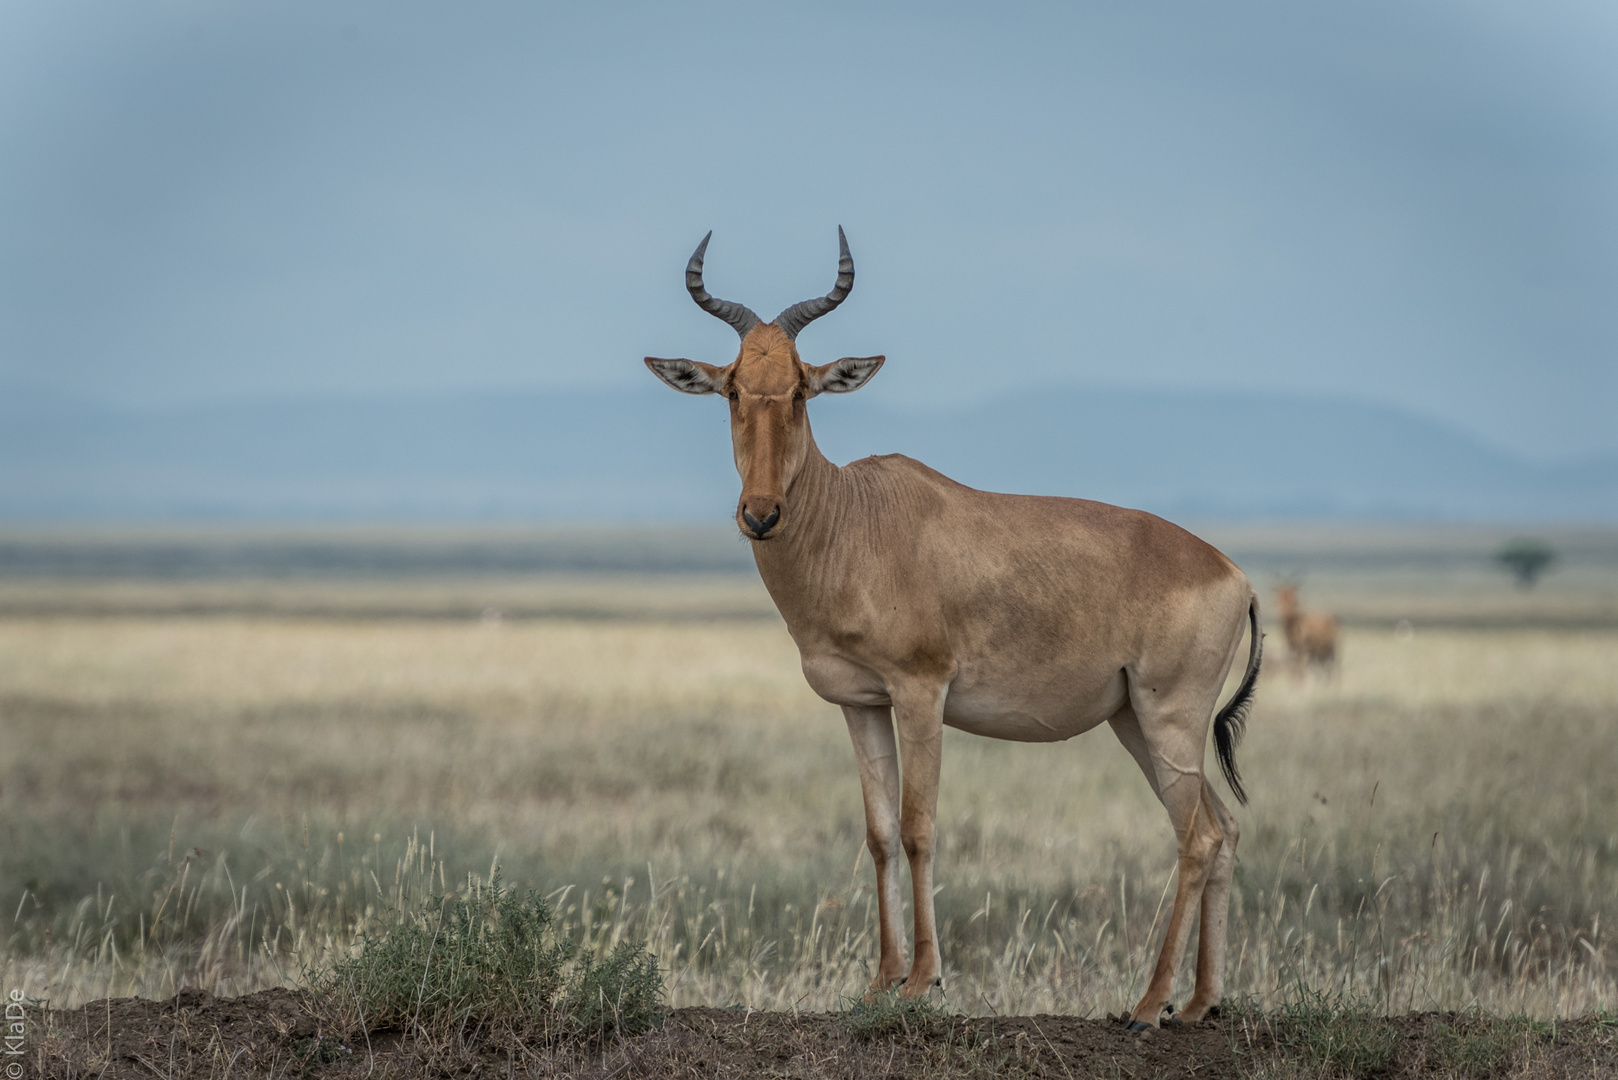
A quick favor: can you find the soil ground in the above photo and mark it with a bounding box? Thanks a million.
[25,990,1618,1079]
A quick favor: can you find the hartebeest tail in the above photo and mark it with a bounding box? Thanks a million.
[1213,597,1262,805]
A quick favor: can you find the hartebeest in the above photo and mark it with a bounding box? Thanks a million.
[1275,583,1338,674]
[645,230,1262,1029]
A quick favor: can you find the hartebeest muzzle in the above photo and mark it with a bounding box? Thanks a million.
[740,501,781,539]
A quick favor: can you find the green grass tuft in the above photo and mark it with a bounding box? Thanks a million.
[1425,1013,1553,1078]
[566,939,665,1041]
[305,877,663,1047]
[838,990,952,1041]
[1264,984,1402,1079]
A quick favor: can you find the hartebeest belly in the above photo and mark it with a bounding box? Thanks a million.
[645,229,1262,1030]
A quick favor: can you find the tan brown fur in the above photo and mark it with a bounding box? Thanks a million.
[648,316,1261,1029]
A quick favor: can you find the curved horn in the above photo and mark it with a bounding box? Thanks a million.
[686,232,761,340]
[774,226,854,341]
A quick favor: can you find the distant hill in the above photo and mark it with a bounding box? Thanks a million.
[2,386,1613,521]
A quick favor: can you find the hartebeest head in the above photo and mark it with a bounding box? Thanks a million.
[645,229,884,541]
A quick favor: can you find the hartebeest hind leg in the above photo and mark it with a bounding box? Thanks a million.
[1109,704,1233,1028]
[843,705,909,993]
[1186,779,1239,1020]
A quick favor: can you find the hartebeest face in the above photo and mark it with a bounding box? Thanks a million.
[645,231,883,541]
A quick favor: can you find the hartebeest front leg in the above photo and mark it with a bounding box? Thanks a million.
[893,683,947,996]
[843,706,907,994]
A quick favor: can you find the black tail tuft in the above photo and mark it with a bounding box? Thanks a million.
[1213,597,1262,805]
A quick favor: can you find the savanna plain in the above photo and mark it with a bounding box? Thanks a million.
[2,524,1615,1078]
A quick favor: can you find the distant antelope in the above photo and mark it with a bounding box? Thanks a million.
[645,230,1261,1029]
[1275,583,1338,673]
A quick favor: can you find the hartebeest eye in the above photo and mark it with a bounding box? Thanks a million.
[728,389,739,402]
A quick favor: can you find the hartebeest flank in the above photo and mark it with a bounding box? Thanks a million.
[645,230,1262,1029]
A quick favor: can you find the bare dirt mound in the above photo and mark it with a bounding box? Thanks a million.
[29,989,1617,1079]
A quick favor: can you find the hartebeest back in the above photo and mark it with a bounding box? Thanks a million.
[645,230,1262,1029]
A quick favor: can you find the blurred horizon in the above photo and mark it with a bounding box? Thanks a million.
[5,379,1618,524]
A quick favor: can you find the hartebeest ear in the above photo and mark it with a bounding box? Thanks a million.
[806,355,884,397]
[645,357,728,395]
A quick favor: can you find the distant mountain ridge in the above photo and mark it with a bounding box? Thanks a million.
[2,386,1613,521]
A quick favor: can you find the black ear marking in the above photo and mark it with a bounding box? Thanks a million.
[815,355,885,394]
[645,357,723,395]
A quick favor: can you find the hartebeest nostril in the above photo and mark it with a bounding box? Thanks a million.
[742,507,781,537]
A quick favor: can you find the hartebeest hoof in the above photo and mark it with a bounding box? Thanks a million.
[863,974,905,1002]
[898,975,942,999]
[1126,1001,1175,1031]
[1178,999,1218,1022]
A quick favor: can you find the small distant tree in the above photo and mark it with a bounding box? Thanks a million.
[1495,538,1555,588]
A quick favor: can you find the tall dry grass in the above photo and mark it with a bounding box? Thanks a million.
[0,603,1613,1017]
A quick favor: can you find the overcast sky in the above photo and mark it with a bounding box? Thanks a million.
[2,0,1615,462]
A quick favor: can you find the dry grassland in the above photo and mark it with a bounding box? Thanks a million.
[1,574,1615,1021]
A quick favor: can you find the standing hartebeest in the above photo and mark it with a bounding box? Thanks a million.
[1275,583,1338,675]
[645,229,1262,1029]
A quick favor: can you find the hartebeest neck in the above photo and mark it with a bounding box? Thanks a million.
[768,423,840,543]
[746,425,872,619]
